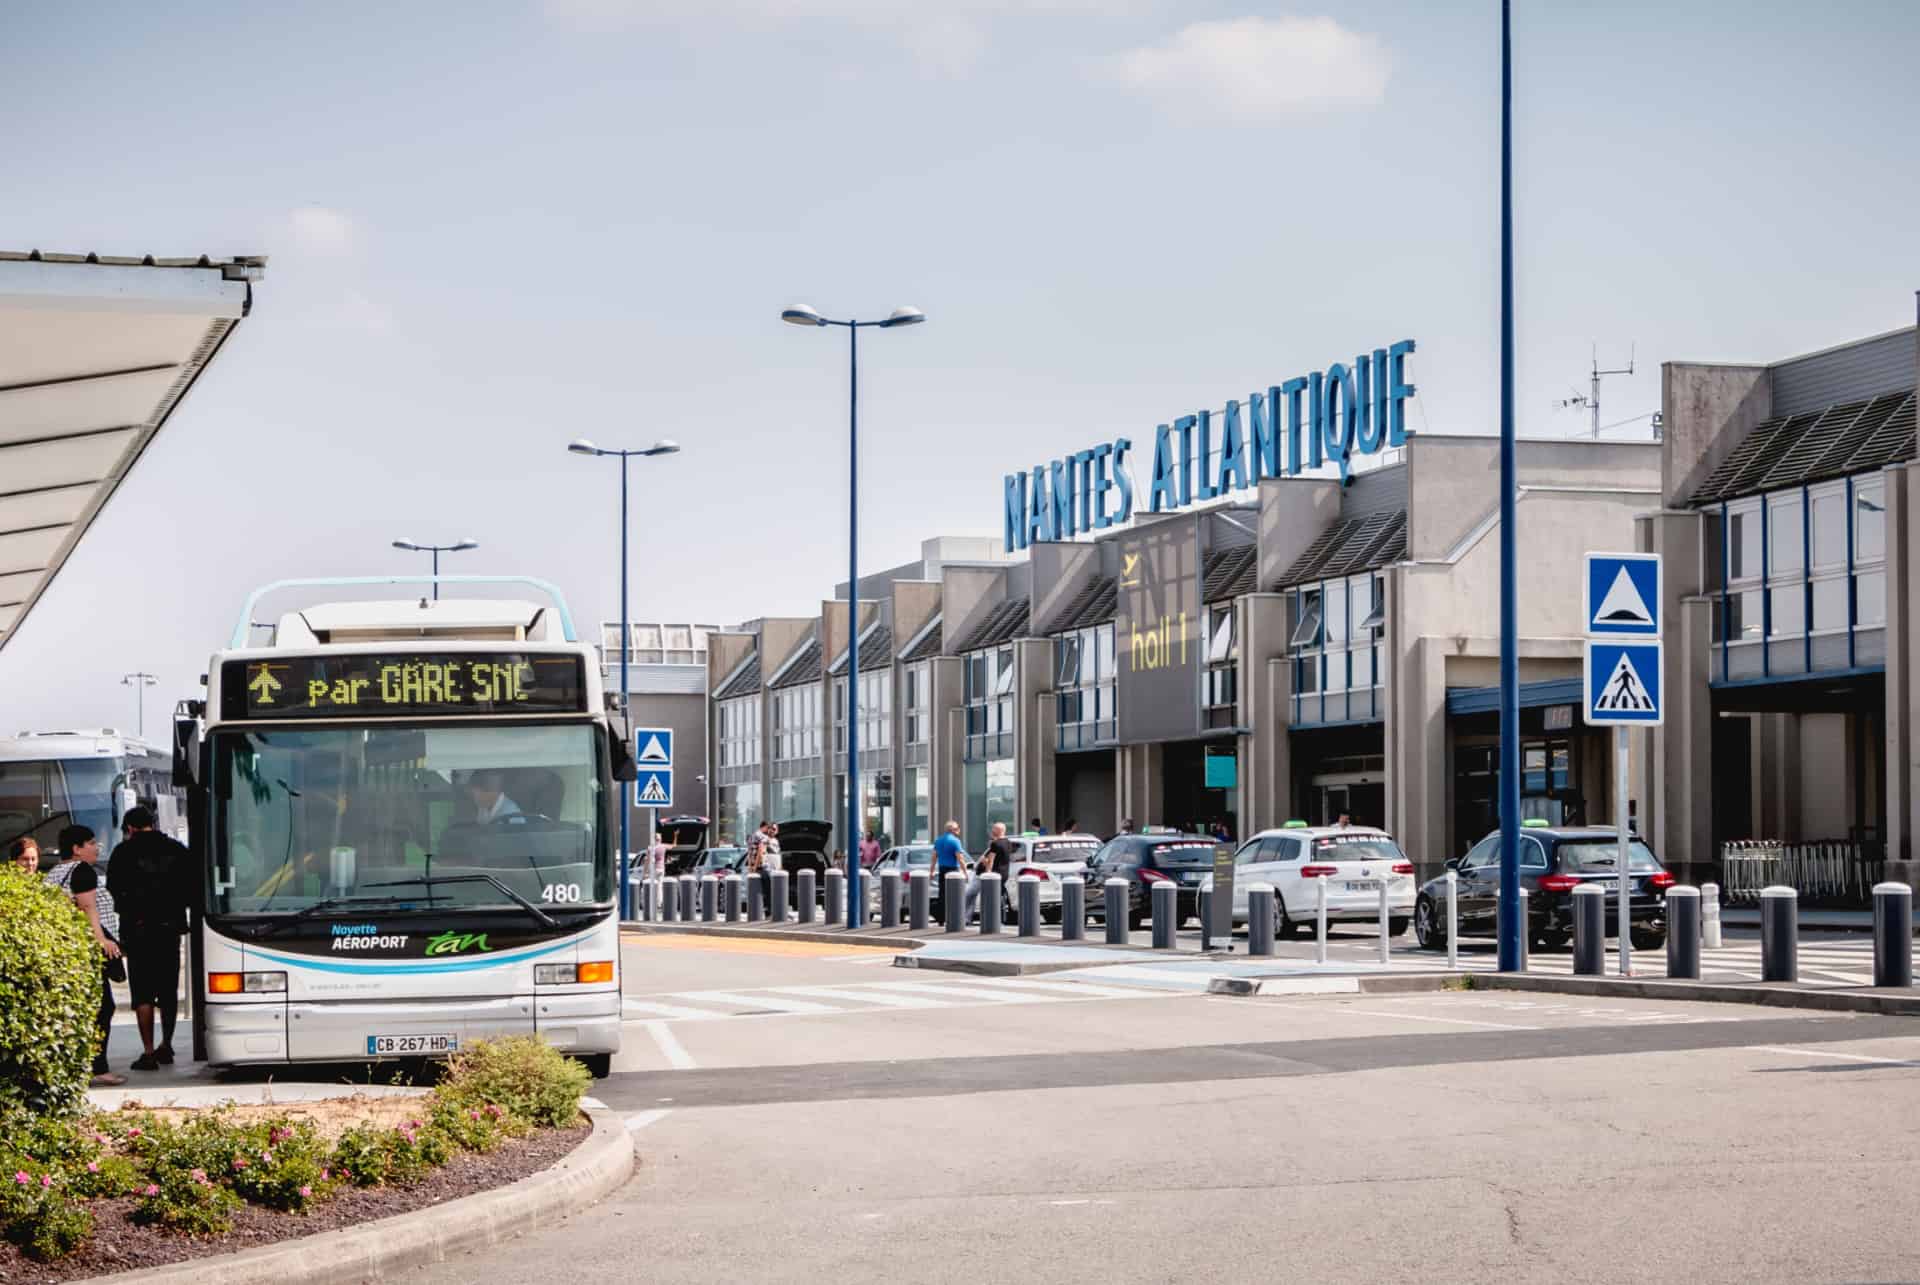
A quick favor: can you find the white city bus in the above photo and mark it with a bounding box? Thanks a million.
[0,729,185,868]
[173,577,635,1077]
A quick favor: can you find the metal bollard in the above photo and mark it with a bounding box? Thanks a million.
[1376,878,1391,965]
[1445,870,1459,969]
[746,874,764,922]
[1315,874,1329,965]
[1760,884,1798,983]
[824,869,844,927]
[770,870,790,924]
[1666,885,1701,979]
[724,874,743,923]
[1197,887,1211,951]
[1151,880,1176,949]
[1061,876,1085,941]
[660,876,676,922]
[679,874,696,922]
[796,868,816,924]
[944,871,966,933]
[1104,878,1128,945]
[1248,883,1275,956]
[1702,881,1723,949]
[1873,881,1913,988]
[908,869,930,930]
[880,869,901,929]
[979,873,1003,934]
[1517,887,1529,973]
[1017,874,1041,937]
[1572,883,1605,976]
[699,875,718,922]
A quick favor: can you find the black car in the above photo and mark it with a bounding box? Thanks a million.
[769,819,832,890]
[1414,824,1673,952]
[1084,832,1225,931]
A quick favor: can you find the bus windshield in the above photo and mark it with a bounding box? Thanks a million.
[212,724,608,915]
[0,758,120,855]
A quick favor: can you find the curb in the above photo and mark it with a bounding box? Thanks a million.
[622,922,923,951]
[1462,971,1920,1015]
[893,954,1096,977]
[88,1106,635,1285]
[1206,973,1461,997]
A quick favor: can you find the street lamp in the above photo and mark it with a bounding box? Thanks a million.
[121,672,157,739]
[391,538,479,600]
[781,302,925,928]
[568,437,681,919]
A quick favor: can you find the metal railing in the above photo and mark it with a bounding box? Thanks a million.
[1719,840,1885,907]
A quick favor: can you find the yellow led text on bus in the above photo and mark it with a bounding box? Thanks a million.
[293,660,538,709]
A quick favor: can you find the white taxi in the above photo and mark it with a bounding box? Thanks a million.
[1205,823,1416,938]
[1002,833,1103,924]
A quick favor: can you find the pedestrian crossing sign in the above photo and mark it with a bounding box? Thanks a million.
[1584,552,1660,637]
[1584,640,1662,725]
[636,770,672,807]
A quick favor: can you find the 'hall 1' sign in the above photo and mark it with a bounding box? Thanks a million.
[1003,340,1417,553]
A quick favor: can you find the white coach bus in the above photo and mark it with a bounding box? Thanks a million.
[173,577,635,1077]
[0,729,185,868]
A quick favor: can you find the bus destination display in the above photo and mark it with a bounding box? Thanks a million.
[222,654,586,719]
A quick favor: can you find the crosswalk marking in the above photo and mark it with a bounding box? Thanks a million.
[674,990,840,1014]
[623,999,726,1021]
[866,980,1035,1004]
[615,974,1174,1025]
[770,985,947,1008]
[929,976,1162,1000]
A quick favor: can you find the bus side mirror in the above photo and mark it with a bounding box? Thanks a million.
[172,717,199,788]
[608,719,638,783]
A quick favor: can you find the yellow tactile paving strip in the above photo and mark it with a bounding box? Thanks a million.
[619,932,901,958]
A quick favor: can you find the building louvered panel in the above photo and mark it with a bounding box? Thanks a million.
[1691,414,1798,504]
[1840,390,1916,475]
[715,654,761,700]
[768,636,821,688]
[1721,411,1822,498]
[1754,399,1872,492]
[954,596,1031,652]
[857,625,891,671]
[1278,509,1409,587]
[1327,510,1405,578]
[1201,545,1256,602]
[899,617,944,662]
[1055,576,1117,631]
[1804,391,1907,481]
[1277,518,1354,587]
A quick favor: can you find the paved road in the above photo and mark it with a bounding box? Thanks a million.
[396,932,1920,1285]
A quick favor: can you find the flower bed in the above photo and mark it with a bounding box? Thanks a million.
[0,1037,593,1283]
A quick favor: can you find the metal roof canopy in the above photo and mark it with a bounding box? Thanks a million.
[0,251,263,649]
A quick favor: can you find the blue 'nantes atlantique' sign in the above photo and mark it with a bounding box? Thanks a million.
[1002,340,1417,553]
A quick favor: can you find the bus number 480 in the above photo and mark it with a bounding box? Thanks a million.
[541,883,582,903]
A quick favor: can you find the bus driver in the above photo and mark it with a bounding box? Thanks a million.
[467,770,523,822]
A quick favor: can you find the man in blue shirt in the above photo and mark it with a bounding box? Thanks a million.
[932,821,965,921]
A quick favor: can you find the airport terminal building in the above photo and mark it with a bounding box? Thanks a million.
[701,304,1918,889]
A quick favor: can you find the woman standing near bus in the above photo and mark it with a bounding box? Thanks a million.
[46,825,126,1086]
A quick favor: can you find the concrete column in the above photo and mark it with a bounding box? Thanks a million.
[1119,743,1165,828]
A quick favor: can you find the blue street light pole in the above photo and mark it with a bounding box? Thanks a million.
[782,303,925,929]
[569,437,681,919]
[1496,0,1523,972]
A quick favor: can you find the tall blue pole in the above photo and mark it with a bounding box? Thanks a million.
[1496,0,1522,972]
[846,321,863,928]
[618,452,631,921]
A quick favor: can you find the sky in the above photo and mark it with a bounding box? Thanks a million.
[2,0,1918,735]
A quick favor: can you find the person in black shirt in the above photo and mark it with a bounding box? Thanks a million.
[108,807,192,1070]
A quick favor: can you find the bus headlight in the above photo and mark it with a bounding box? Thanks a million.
[534,964,575,986]
[209,971,286,994]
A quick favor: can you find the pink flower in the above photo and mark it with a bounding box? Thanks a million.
[144,1184,160,1197]
[320,1168,330,1182]
[261,1150,273,1164]
[232,1157,248,1171]
[12,1171,28,1186]
[86,1162,100,1174]
[469,1109,481,1120]
[298,1185,312,1198]
[407,1119,421,1129]
[126,1127,142,1138]
[189,1169,207,1185]
[39,1175,52,1189]
[93,1133,109,1144]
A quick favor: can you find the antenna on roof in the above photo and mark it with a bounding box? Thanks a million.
[1554,344,1636,437]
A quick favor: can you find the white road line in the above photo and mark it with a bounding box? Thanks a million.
[1746,1045,1920,1068]
[641,1021,696,1070]
[1067,966,1220,985]
[622,999,723,1021]
[1320,1007,1543,1031]
[669,990,840,1013]
[867,980,1045,1003]
[944,976,1162,1000]
[625,1108,673,1132]
[771,985,947,1008]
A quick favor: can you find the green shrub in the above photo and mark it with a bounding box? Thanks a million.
[133,1166,242,1237]
[0,868,102,1120]
[328,1125,393,1188]
[221,1117,330,1212]
[436,1036,589,1128]
[428,1097,522,1152]
[0,1168,94,1262]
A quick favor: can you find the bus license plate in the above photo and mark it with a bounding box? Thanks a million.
[367,1033,458,1056]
